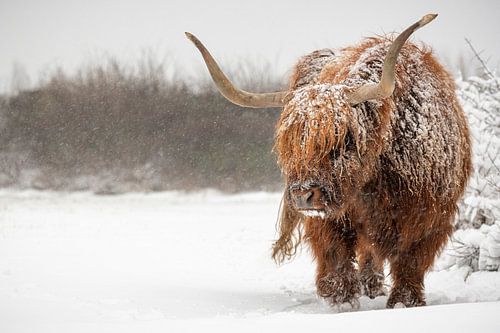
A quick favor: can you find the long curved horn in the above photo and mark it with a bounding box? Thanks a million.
[185,32,286,108]
[347,14,437,106]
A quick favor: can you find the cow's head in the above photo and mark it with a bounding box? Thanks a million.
[275,83,369,219]
[186,14,436,221]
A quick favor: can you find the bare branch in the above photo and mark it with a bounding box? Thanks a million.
[486,151,500,191]
[465,38,496,81]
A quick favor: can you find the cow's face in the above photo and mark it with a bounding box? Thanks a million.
[275,84,365,219]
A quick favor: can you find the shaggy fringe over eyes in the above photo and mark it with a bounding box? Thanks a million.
[274,84,361,182]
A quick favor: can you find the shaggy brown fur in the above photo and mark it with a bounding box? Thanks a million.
[272,37,472,308]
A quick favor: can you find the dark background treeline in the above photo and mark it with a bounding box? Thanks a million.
[0,58,286,193]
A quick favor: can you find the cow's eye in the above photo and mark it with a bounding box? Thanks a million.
[329,131,355,160]
[329,148,340,160]
[344,131,355,151]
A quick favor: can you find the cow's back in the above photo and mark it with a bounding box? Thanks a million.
[289,38,472,203]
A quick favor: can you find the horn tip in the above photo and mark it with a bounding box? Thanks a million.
[420,13,438,26]
[185,32,204,49]
[185,32,196,42]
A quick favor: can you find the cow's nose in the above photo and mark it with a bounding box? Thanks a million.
[290,186,324,210]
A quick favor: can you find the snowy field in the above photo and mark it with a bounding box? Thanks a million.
[0,190,499,332]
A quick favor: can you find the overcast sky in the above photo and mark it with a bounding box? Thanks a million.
[1,0,499,93]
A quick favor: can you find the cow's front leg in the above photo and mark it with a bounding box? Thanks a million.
[305,218,360,306]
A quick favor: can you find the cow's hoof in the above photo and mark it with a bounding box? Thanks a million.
[317,272,360,306]
[335,298,360,312]
[360,273,386,299]
[386,286,425,308]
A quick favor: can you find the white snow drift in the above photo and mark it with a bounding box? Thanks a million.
[0,190,499,332]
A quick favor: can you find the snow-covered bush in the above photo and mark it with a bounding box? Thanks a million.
[438,74,500,272]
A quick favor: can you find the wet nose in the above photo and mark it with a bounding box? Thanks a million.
[290,186,324,210]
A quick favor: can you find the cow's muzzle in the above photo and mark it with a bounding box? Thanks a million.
[289,185,325,212]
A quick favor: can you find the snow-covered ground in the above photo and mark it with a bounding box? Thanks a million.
[0,190,499,332]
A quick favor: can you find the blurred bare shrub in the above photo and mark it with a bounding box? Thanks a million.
[0,56,284,193]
